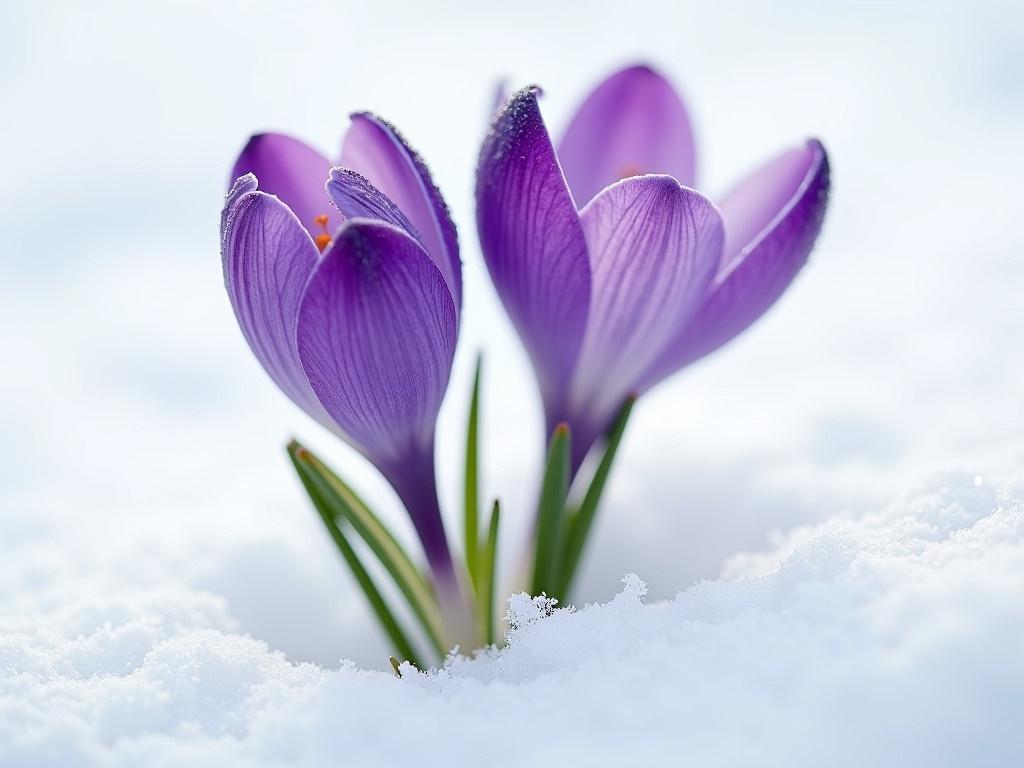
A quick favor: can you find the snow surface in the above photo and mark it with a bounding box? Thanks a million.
[4,472,1022,766]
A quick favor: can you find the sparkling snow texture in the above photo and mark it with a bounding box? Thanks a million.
[3,473,1022,767]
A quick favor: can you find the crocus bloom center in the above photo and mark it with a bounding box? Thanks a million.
[313,213,331,253]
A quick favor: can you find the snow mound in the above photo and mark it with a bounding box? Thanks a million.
[2,472,1022,767]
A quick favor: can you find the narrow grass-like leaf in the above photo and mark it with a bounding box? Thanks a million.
[287,441,446,657]
[464,354,483,591]
[480,499,501,645]
[557,396,636,600]
[531,424,571,596]
[289,449,422,667]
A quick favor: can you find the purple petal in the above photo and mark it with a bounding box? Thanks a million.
[326,167,421,243]
[340,113,461,308]
[644,140,831,382]
[230,133,338,238]
[476,86,591,412]
[296,220,457,469]
[220,174,334,428]
[569,176,723,459]
[717,141,829,271]
[557,64,696,208]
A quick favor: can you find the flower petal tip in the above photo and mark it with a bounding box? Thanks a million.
[226,173,258,207]
[558,64,696,203]
[325,165,415,234]
[641,136,831,382]
[340,110,462,308]
[806,138,831,208]
[481,86,548,167]
[494,85,543,118]
[620,62,666,79]
[230,132,335,237]
[347,111,390,134]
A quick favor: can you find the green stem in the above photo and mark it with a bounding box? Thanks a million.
[290,453,422,666]
[481,499,501,645]
[531,423,571,596]
[288,442,446,658]
[556,396,635,601]
[464,354,482,592]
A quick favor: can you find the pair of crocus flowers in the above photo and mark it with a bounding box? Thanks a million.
[221,65,830,607]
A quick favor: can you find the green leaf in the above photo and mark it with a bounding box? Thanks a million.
[556,396,635,600]
[288,450,422,667]
[464,354,483,592]
[287,441,447,658]
[531,423,571,596]
[480,499,501,645]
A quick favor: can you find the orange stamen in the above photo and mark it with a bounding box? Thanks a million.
[313,214,331,253]
[618,163,643,179]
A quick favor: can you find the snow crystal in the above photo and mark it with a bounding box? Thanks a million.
[2,472,1022,767]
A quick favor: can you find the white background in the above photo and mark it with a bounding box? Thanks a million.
[1,0,1022,666]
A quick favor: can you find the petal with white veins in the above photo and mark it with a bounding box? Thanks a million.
[645,140,830,381]
[231,133,338,237]
[296,220,457,468]
[569,176,723,461]
[558,64,697,208]
[220,174,335,430]
[476,86,591,414]
[340,113,461,309]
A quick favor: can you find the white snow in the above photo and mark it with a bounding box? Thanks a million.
[2,1,1023,764]
[3,472,1022,766]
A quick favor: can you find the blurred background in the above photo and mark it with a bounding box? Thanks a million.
[1,0,1021,667]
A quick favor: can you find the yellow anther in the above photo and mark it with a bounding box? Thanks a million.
[618,164,643,179]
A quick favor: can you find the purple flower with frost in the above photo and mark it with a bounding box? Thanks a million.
[220,115,462,600]
[477,65,830,470]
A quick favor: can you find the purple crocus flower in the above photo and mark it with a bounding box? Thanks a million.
[220,115,462,600]
[477,65,830,470]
